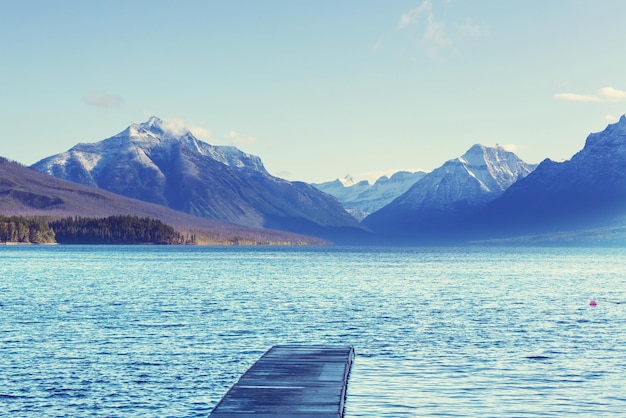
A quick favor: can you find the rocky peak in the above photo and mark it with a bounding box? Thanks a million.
[582,115,626,156]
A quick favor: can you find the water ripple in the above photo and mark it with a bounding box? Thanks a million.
[1,245,625,416]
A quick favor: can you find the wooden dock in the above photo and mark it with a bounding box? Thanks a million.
[210,345,355,417]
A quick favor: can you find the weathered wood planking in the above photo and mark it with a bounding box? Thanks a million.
[210,345,355,417]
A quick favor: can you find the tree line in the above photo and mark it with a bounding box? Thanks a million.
[1,215,191,244]
[0,216,55,244]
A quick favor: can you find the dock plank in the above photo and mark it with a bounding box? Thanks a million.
[210,345,355,417]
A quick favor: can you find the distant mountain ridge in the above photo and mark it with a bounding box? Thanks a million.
[31,117,364,241]
[313,171,426,220]
[363,144,536,240]
[17,114,626,245]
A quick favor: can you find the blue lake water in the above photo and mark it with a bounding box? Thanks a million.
[1,245,625,417]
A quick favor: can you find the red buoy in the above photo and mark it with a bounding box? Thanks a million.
[589,300,597,306]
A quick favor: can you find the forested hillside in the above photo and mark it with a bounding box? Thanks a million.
[50,216,190,244]
[1,215,190,244]
[1,157,325,245]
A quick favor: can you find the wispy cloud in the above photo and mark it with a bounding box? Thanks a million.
[553,93,601,102]
[397,0,433,30]
[499,143,518,152]
[383,0,487,55]
[159,117,190,137]
[554,86,626,102]
[82,92,123,108]
[598,87,626,101]
[159,117,212,140]
[397,0,451,51]
[227,130,257,146]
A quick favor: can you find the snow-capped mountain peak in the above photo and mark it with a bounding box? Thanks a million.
[454,144,535,192]
[143,115,163,128]
[30,117,362,237]
[100,117,264,172]
[362,144,536,234]
[123,116,192,143]
[458,144,489,166]
[32,116,268,189]
[338,175,362,187]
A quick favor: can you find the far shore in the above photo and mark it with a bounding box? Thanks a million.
[1,242,58,246]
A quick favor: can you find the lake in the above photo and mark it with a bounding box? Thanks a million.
[1,245,625,416]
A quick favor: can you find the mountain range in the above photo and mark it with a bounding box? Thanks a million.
[3,114,625,245]
[31,117,365,242]
[362,116,626,244]
[313,171,426,221]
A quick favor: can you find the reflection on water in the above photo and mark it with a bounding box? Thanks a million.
[1,246,625,416]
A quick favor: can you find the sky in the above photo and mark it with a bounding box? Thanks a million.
[2,0,626,183]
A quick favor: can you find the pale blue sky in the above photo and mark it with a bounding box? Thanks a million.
[1,0,625,182]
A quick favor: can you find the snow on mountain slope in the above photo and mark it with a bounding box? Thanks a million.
[35,117,266,181]
[363,144,536,237]
[313,171,426,220]
[31,117,363,240]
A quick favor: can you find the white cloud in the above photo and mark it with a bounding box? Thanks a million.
[554,87,626,102]
[392,0,486,55]
[598,87,626,102]
[160,117,190,137]
[159,117,213,140]
[499,143,518,152]
[227,130,257,146]
[397,0,451,51]
[397,0,433,30]
[82,92,123,108]
[605,114,619,122]
[553,93,601,102]
[423,12,451,49]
